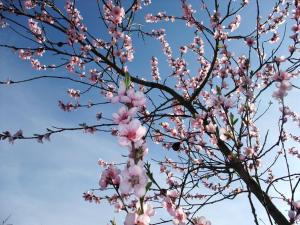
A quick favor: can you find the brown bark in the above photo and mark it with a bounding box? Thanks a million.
[218,140,290,225]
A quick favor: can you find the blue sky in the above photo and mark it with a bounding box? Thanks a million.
[0,1,299,225]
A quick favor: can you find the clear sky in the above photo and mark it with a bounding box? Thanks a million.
[0,1,299,225]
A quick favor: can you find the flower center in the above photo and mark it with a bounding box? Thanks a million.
[129,175,140,186]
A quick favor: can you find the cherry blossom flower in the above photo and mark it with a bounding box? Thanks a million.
[28,19,45,43]
[24,0,37,9]
[119,160,148,197]
[173,207,187,225]
[31,58,45,70]
[245,37,255,47]
[124,203,154,225]
[99,165,121,189]
[220,127,232,141]
[181,1,195,26]
[228,15,241,31]
[205,122,216,133]
[111,81,127,103]
[118,119,146,146]
[124,212,138,225]
[136,214,150,225]
[162,196,176,216]
[121,89,146,108]
[68,89,80,99]
[269,32,280,44]
[111,6,125,24]
[82,191,100,204]
[143,203,155,217]
[274,56,286,64]
[151,57,160,81]
[193,216,212,225]
[19,49,32,60]
[113,106,137,124]
[272,71,293,100]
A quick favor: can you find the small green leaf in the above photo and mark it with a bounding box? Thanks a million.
[229,113,238,126]
[233,118,238,125]
[124,72,131,89]
[145,182,152,191]
[229,112,234,122]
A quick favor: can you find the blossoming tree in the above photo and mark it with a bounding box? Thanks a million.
[0,0,300,225]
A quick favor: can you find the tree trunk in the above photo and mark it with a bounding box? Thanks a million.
[218,140,290,225]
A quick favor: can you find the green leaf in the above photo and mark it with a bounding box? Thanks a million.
[233,118,238,125]
[145,182,152,192]
[124,72,131,89]
[229,112,234,122]
[229,113,238,126]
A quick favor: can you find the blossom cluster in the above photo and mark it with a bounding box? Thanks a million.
[151,57,160,81]
[28,18,45,43]
[65,0,87,44]
[103,1,134,63]
[272,71,293,100]
[99,81,155,225]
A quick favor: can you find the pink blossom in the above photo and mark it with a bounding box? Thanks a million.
[205,122,216,133]
[292,24,300,33]
[173,207,187,225]
[82,191,100,204]
[19,49,32,60]
[274,56,286,64]
[273,71,292,81]
[245,37,255,47]
[162,196,176,216]
[24,0,36,9]
[269,32,280,44]
[28,19,45,43]
[180,46,188,54]
[124,212,138,225]
[97,159,107,167]
[228,15,241,31]
[103,3,124,25]
[119,160,148,197]
[181,2,195,26]
[289,45,296,53]
[118,119,146,146]
[111,81,127,103]
[121,89,146,107]
[136,214,151,225]
[193,216,212,225]
[151,57,160,81]
[244,147,255,157]
[220,127,231,141]
[272,71,293,100]
[99,165,121,189]
[124,203,154,225]
[113,106,137,124]
[31,59,45,70]
[68,89,80,99]
[143,203,155,217]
